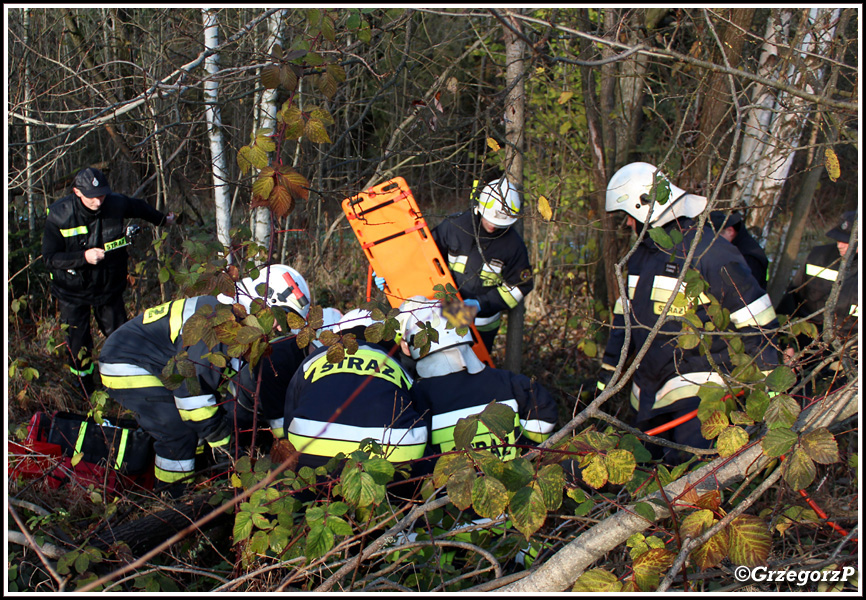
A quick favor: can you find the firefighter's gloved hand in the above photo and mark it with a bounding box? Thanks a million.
[204,419,233,460]
[463,298,480,313]
[372,271,386,291]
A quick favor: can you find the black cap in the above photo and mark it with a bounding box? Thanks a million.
[709,210,743,232]
[826,210,857,242]
[73,167,111,198]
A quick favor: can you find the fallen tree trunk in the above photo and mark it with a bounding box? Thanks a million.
[501,381,858,592]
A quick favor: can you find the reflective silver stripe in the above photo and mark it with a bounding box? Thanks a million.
[651,275,710,305]
[519,418,556,436]
[269,417,284,430]
[730,294,776,328]
[654,372,725,411]
[850,304,859,317]
[431,399,519,431]
[474,312,502,327]
[154,455,195,473]
[182,298,199,326]
[498,282,524,305]
[174,394,217,411]
[288,417,427,448]
[805,263,838,282]
[482,262,503,276]
[448,253,468,273]
[627,275,639,299]
[98,362,153,377]
[630,382,641,411]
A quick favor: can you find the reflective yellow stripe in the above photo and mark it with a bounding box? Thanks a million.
[178,405,220,422]
[805,263,838,282]
[154,466,193,483]
[613,298,625,315]
[169,299,186,343]
[287,433,425,462]
[449,254,467,274]
[597,380,606,391]
[730,294,776,329]
[114,429,129,470]
[850,304,859,317]
[302,348,411,388]
[60,225,88,237]
[208,434,231,448]
[101,373,165,389]
[74,422,89,454]
[69,364,95,377]
[496,283,523,309]
[104,236,128,251]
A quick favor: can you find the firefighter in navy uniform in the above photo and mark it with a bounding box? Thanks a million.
[98,264,309,494]
[430,177,534,351]
[283,309,428,473]
[219,266,313,441]
[777,211,858,382]
[709,210,770,290]
[397,296,558,469]
[42,167,175,397]
[599,163,780,464]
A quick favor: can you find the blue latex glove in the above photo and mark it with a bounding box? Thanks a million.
[464,298,480,312]
[372,271,386,291]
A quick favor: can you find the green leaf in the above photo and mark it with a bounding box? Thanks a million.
[761,428,798,458]
[618,434,653,463]
[572,569,623,592]
[305,523,334,562]
[783,447,816,491]
[341,467,380,508]
[716,426,748,458]
[499,457,534,491]
[534,463,565,510]
[633,548,675,591]
[269,525,290,554]
[453,416,479,451]
[471,476,508,519]
[766,366,797,393]
[800,428,839,464]
[326,516,353,536]
[446,465,475,510]
[432,452,473,487]
[582,454,608,489]
[680,509,727,570]
[764,395,800,430]
[509,486,546,540]
[633,502,656,522]
[727,514,771,567]
[648,227,674,249]
[233,511,253,544]
[700,410,729,440]
[604,449,636,485]
[362,456,395,484]
[745,389,771,422]
[478,401,516,441]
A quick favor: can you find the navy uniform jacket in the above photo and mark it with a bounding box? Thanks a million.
[778,244,859,341]
[42,192,168,304]
[283,342,427,469]
[233,335,308,438]
[432,210,533,329]
[601,218,780,423]
[411,367,559,461]
[98,296,233,441]
[733,228,769,290]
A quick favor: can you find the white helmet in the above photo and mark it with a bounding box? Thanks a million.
[332,308,376,334]
[398,297,472,360]
[218,264,310,318]
[475,177,521,227]
[605,162,707,227]
[321,307,344,332]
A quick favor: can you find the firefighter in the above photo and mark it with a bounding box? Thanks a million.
[777,210,858,378]
[283,308,428,473]
[98,264,310,493]
[599,162,779,464]
[220,266,314,442]
[429,177,534,352]
[42,167,176,397]
[709,210,769,290]
[398,296,558,467]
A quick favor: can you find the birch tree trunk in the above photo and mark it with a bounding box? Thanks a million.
[502,9,526,373]
[252,8,285,257]
[738,8,841,235]
[23,7,36,246]
[202,8,233,260]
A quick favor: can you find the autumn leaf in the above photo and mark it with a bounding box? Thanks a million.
[537,195,553,221]
[824,147,841,182]
[486,137,500,152]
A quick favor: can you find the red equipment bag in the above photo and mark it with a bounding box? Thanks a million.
[11,411,156,495]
